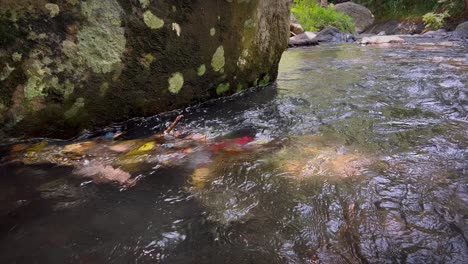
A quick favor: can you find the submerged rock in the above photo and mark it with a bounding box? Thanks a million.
[269,135,375,180]
[0,0,290,138]
[333,2,374,33]
[360,35,405,45]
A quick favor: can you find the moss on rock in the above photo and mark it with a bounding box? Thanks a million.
[0,0,290,138]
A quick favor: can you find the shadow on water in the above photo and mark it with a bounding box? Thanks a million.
[1,43,468,263]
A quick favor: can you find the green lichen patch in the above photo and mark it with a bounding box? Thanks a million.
[63,81,75,100]
[210,27,216,36]
[139,0,151,8]
[12,52,23,62]
[140,53,155,69]
[0,63,15,81]
[244,19,255,28]
[24,76,46,100]
[78,0,126,74]
[216,83,230,95]
[236,84,244,93]
[99,82,109,96]
[197,64,206,76]
[44,3,60,17]
[143,10,164,30]
[211,46,225,72]
[168,72,184,94]
[258,74,271,87]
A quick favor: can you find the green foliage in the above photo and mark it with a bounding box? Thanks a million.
[349,0,439,20]
[348,0,466,27]
[422,11,449,30]
[292,0,355,33]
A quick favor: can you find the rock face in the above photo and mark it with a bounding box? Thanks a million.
[451,21,468,39]
[312,27,355,43]
[0,0,290,138]
[333,2,374,33]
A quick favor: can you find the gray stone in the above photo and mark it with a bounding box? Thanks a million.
[334,2,374,33]
[450,21,468,39]
[289,32,318,47]
[360,36,405,45]
[311,27,355,43]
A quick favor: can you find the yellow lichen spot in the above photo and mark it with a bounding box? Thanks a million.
[172,23,181,36]
[197,64,206,76]
[45,3,60,17]
[141,53,155,69]
[12,52,22,62]
[211,46,225,72]
[216,83,230,95]
[143,10,164,30]
[0,64,15,81]
[168,72,184,94]
[210,27,216,36]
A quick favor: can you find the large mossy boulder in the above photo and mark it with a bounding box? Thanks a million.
[333,2,374,33]
[0,0,290,138]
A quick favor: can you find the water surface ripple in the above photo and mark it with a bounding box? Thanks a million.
[1,43,467,263]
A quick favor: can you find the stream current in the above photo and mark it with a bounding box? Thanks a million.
[1,42,467,263]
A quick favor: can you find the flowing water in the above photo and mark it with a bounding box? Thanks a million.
[1,42,467,263]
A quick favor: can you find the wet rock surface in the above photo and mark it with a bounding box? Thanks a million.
[289,32,318,47]
[1,32,468,264]
[451,21,468,39]
[311,27,356,43]
[360,35,405,45]
[0,0,290,139]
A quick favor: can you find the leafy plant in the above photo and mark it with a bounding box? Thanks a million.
[292,0,355,33]
[422,11,449,30]
[345,0,466,26]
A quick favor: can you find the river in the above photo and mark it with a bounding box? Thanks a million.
[1,42,467,263]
